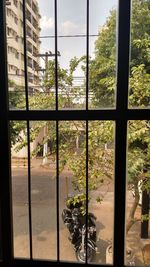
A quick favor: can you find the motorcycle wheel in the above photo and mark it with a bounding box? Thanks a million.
[75,244,95,263]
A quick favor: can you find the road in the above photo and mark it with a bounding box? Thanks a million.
[11,161,144,264]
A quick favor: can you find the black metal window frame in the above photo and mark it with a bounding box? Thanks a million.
[0,0,149,266]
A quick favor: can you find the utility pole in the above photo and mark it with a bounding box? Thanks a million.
[35,50,60,91]
[35,51,60,165]
[36,51,60,72]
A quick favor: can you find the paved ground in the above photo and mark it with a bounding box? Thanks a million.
[11,158,150,265]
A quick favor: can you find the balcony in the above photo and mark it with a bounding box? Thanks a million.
[27,31,32,39]
[27,46,32,54]
[26,15,32,24]
[26,0,31,8]
[27,61,32,69]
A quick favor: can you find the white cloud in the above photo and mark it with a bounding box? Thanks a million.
[60,20,85,35]
[40,16,54,30]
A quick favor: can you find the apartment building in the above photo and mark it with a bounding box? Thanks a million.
[6,0,41,91]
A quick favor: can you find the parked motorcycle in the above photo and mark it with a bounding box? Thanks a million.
[62,195,97,263]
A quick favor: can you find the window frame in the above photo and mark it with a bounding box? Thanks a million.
[0,0,149,266]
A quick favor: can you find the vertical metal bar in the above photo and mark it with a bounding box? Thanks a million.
[116,0,130,112]
[55,0,58,111]
[114,121,127,267]
[85,121,89,264]
[23,0,32,259]
[114,0,131,266]
[86,0,89,111]
[27,121,33,259]
[141,190,149,238]
[0,211,2,260]
[55,0,60,260]
[56,121,60,261]
[0,0,13,263]
[23,0,29,111]
[85,0,89,263]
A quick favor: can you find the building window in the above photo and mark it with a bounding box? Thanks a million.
[14,16,18,24]
[20,2,23,11]
[13,0,18,8]
[15,52,19,59]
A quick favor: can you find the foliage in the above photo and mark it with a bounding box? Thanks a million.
[42,56,85,109]
[10,0,150,222]
[87,0,150,198]
[8,80,25,109]
[88,0,150,108]
[10,121,27,147]
[129,64,150,107]
[141,214,150,223]
[88,9,116,108]
[59,121,114,202]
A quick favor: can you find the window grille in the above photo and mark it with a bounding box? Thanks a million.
[0,0,149,266]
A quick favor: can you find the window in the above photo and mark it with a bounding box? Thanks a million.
[0,0,149,266]
[13,0,18,8]
[14,16,18,25]
[20,2,23,11]
[15,52,19,59]
[15,35,18,42]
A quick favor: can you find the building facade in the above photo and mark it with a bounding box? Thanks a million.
[6,0,41,91]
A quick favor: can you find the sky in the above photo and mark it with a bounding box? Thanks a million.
[38,0,117,75]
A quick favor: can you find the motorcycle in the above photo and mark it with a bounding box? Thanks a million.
[62,195,97,263]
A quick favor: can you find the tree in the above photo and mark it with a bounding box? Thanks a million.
[89,9,116,108]
[11,0,150,231]
[89,0,150,108]
[88,0,150,232]
[127,120,150,233]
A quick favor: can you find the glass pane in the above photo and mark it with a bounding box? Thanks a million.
[58,38,86,109]
[11,120,57,260]
[89,0,118,109]
[88,121,115,264]
[126,120,150,266]
[60,121,115,264]
[59,121,86,261]
[30,121,57,260]
[10,121,30,258]
[57,0,86,109]
[6,1,26,110]
[128,0,150,108]
[28,0,55,110]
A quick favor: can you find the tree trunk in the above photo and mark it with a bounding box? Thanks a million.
[126,182,140,234]
[42,126,48,165]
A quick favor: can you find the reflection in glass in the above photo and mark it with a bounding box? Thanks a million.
[128,0,150,108]
[89,0,118,109]
[10,121,30,258]
[30,121,57,260]
[126,120,150,266]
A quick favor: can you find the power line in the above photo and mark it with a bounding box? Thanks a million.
[7,34,98,40]
[39,34,98,39]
